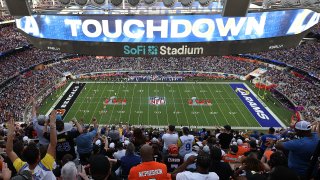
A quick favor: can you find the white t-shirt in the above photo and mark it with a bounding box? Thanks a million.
[176,171,219,180]
[162,133,179,150]
[113,149,126,160]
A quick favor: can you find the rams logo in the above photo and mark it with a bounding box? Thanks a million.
[235,88,250,95]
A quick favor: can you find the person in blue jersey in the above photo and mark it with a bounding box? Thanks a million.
[260,127,278,153]
[276,121,320,179]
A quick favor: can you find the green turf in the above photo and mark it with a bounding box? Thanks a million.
[39,81,293,128]
[52,82,269,127]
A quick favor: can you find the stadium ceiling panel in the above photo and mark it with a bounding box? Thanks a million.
[91,0,106,5]
[128,0,140,6]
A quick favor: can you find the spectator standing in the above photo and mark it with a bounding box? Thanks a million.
[6,110,57,179]
[76,118,98,165]
[120,143,141,178]
[275,121,320,179]
[178,127,195,157]
[260,127,278,152]
[218,125,233,151]
[108,125,120,143]
[128,144,171,180]
[163,144,184,173]
[162,125,178,154]
[172,151,219,180]
[44,117,82,162]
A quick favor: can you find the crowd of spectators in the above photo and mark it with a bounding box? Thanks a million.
[0,113,319,180]
[54,56,262,75]
[263,69,320,122]
[0,15,13,22]
[0,48,64,83]
[0,67,63,121]
[0,24,28,52]
[253,41,320,79]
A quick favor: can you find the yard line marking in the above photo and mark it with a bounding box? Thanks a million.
[137,83,143,125]
[91,83,109,121]
[205,84,229,126]
[147,83,150,126]
[108,83,123,124]
[223,84,251,127]
[118,83,129,122]
[211,84,239,126]
[181,84,199,126]
[191,83,210,126]
[176,84,190,126]
[128,84,137,125]
[73,83,95,118]
[162,83,170,126]
[195,83,219,126]
[169,84,180,126]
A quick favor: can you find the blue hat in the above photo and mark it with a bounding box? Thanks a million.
[56,114,62,121]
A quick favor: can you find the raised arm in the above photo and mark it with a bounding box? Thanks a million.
[47,110,57,158]
[5,116,19,163]
[72,118,83,134]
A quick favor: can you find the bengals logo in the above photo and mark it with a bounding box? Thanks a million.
[55,109,66,116]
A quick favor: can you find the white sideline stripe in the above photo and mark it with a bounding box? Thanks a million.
[78,81,244,84]
[243,83,286,128]
[99,125,278,130]
[46,82,74,116]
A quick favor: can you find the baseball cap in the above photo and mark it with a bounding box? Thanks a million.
[95,139,102,146]
[168,144,179,155]
[295,121,311,131]
[56,114,62,121]
[37,115,48,125]
[237,139,243,145]
[203,145,210,153]
[124,140,130,146]
[192,145,200,152]
[109,142,115,148]
[23,136,29,142]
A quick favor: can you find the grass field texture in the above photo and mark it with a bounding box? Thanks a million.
[38,81,293,128]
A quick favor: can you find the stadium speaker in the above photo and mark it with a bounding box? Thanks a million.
[75,0,89,6]
[222,0,250,17]
[4,0,31,16]
[92,0,106,5]
[59,0,72,5]
[144,0,157,6]
[180,0,194,6]
[128,0,140,6]
[110,0,122,6]
[198,0,211,7]
[163,0,176,7]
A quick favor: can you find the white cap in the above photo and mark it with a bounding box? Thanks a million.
[232,142,238,146]
[237,139,243,145]
[109,142,115,148]
[23,136,29,142]
[203,145,210,153]
[124,140,130,146]
[196,141,203,147]
[95,139,102,146]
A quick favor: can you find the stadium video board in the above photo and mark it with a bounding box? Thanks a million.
[16,9,319,56]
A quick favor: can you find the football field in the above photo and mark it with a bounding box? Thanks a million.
[47,82,285,129]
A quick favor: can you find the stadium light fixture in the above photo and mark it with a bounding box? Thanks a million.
[75,0,89,6]
[280,0,299,7]
[128,0,140,6]
[300,0,318,6]
[180,0,194,7]
[262,0,278,9]
[144,0,157,6]
[163,0,176,7]
[198,0,211,6]
[91,0,106,5]
[110,0,122,6]
[58,0,71,5]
